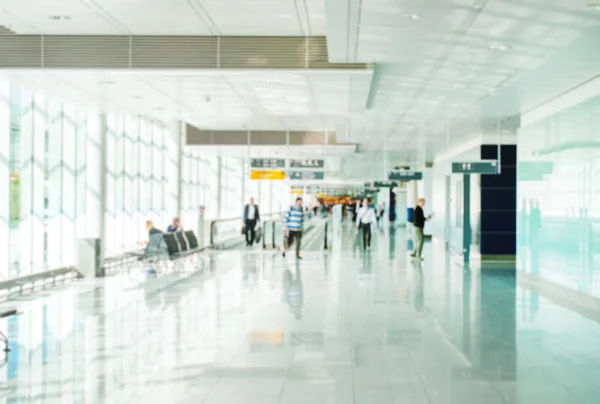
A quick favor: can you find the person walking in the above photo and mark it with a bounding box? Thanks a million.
[243,197,260,247]
[356,199,377,250]
[411,198,430,260]
[283,197,304,259]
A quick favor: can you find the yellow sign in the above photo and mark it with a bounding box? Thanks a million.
[250,170,286,180]
[249,331,284,346]
[291,189,304,195]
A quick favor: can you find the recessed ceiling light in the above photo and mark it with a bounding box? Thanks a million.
[403,13,420,20]
[48,15,71,20]
[488,44,511,51]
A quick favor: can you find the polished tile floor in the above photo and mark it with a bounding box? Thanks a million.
[0,222,598,403]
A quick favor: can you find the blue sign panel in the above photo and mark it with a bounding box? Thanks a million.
[250,158,285,169]
[374,180,398,188]
[288,171,325,180]
[452,161,499,174]
[387,171,423,181]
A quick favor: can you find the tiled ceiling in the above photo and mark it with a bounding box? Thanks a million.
[1,0,600,164]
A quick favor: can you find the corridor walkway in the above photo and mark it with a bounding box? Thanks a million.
[0,223,597,403]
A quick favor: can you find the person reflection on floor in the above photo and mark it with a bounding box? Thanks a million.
[282,262,303,319]
[413,262,425,313]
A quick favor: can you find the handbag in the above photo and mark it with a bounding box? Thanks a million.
[255,226,262,243]
[241,225,246,235]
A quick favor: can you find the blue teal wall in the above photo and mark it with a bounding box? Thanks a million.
[518,96,600,298]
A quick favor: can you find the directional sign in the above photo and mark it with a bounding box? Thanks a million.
[388,171,423,181]
[288,171,325,180]
[374,180,398,188]
[364,187,379,193]
[250,170,286,180]
[289,159,325,169]
[452,161,499,174]
[250,158,286,169]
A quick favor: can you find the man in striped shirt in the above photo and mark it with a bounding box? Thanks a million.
[283,197,304,259]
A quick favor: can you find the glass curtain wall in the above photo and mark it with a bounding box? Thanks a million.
[518,95,600,298]
[103,114,177,257]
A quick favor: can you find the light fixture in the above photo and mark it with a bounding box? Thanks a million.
[99,80,115,85]
[488,44,511,51]
[48,16,71,20]
[132,95,143,100]
[403,13,420,20]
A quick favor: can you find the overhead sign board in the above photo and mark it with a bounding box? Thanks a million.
[289,159,325,169]
[452,161,499,174]
[288,171,325,180]
[365,187,379,193]
[374,180,398,188]
[250,158,286,169]
[250,170,286,180]
[387,171,423,181]
[291,189,304,195]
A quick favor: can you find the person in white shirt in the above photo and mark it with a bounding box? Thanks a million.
[356,199,377,250]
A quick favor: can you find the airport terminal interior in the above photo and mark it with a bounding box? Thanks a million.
[0,0,600,403]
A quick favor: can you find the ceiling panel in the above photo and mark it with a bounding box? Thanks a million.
[0,0,327,36]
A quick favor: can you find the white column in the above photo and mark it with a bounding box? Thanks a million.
[166,120,179,220]
[423,167,433,210]
[269,180,273,215]
[104,114,117,255]
[61,103,77,266]
[217,156,222,218]
[114,114,126,250]
[46,98,63,269]
[240,158,246,211]
[75,109,88,239]
[85,113,105,259]
[0,82,9,278]
[19,90,45,275]
[123,115,136,247]
[139,118,151,236]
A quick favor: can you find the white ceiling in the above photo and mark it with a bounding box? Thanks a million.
[1,0,600,165]
[0,0,326,36]
[4,70,372,132]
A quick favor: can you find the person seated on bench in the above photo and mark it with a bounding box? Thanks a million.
[167,217,183,233]
[146,220,162,236]
[144,220,168,260]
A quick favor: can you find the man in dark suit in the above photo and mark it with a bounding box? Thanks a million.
[243,197,260,246]
[411,198,429,260]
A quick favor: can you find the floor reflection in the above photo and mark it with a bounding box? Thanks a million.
[0,225,597,402]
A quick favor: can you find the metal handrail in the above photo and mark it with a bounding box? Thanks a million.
[210,211,285,248]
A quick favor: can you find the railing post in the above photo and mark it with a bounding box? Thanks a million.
[262,221,267,249]
[272,221,276,249]
[324,221,329,250]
